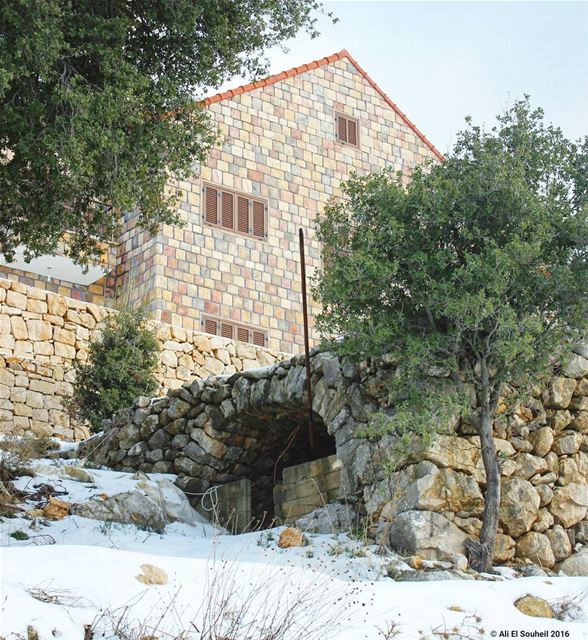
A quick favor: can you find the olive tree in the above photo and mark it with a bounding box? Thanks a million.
[315,99,588,571]
[0,0,329,264]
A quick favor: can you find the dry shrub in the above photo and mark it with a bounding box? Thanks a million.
[91,558,350,640]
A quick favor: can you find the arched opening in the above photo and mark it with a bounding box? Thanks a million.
[228,406,337,528]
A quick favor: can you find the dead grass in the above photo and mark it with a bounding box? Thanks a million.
[90,558,349,640]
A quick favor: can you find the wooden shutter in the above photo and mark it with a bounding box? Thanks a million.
[220,322,234,339]
[237,196,249,234]
[347,119,358,146]
[236,326,249,343]
[252,201,265,238]
[221,191,234,230]
[252,330,265,347]
[205,186,218,225]
[337,115,348,143]
[203,318,218,335]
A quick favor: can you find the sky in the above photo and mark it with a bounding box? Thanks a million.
[219,1,588,155]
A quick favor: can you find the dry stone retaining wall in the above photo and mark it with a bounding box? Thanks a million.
[0,277,286,440]
[86,346,588,568]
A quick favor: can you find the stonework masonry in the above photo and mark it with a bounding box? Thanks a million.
[0,277,287,440]
[83,346,588,569]
[1,51,440,353]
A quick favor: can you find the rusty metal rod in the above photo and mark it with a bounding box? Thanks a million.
[299,228,315,452]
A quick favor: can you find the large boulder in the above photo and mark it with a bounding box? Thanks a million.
[550,483,588,528]
[562,353,588,379]
[558,549,588,576]
[72,490,166,533]
[545,377,577,409]
[499,478,540,538]
[387,510,469,561]
[493,533,516,564]
[515,532,555,569]
[546,525,572,562]
[137,478,209,526]
[295,502,358,534]
[366,462,483,520]
[405,436,483,481]
[528,427,554,457]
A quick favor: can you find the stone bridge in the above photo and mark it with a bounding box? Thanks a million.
[87,347,588,568]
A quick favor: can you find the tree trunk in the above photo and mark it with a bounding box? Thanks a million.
[466,408,501,572]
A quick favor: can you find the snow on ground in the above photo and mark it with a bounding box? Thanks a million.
[2,458,588,639]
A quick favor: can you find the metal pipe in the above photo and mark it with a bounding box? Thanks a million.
[299,228,315,452]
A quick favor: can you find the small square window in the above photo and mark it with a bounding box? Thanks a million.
[335,113,359,147]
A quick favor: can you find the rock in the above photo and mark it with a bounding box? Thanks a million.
[62,466,94,484]
[546,377,577,409]
[553,431,583,455]
[72,490,166,533]
[546,525,572,561]
[514,595,555,619]
[562,353,588,379]
[531,509,554,533]
[135,564,168,585]
[536,484,553,508]
[515,532,555,568]
[294,503,358,534]
[277,527,307,548]
[167,398,191,420]
[514,453,548,480]
[396,570,471,582]
[575,520,588,543]
[136,479,209,527]
[558,549,588,576]
[518,565,548,577]
[406,436,482,480]
[43,497,70,520]
[499,478,540,538]
[493,534,516,563]
[550,483,588,527]
[547,410,573,434]
[387,511,468,561]
[528,427,554,456]
[366,462,483,520]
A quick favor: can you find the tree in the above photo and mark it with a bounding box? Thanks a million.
[68,307,159,432]
[0,0,327,264]
[315,99,588,572]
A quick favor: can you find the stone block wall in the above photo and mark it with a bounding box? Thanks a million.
[274,454,342,523]
[84,347,588,568]
[0,277,287,439]
[115,52,441,352]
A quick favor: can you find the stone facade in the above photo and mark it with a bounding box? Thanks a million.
[84,347,588,568]
[1,51,440,353]
[0,277,286,440]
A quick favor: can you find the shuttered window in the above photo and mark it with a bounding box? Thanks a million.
[203,184,268,240]
[201,315,268,348]
[335,113,359,147]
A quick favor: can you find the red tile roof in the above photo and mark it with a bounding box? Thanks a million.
[203,49,444,161]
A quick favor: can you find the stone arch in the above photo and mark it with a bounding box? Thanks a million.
[88,350,375,527]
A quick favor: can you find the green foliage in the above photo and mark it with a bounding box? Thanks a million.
[9,529,29,540]
[68,307,159,431]
[315,98,588,430]
[0,0,329,264]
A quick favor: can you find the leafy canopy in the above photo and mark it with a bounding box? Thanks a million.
[315,98,588,414]
[0,0,327,263]
[68,307,159,432]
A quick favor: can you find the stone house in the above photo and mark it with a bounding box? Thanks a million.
[0,50,441,354]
